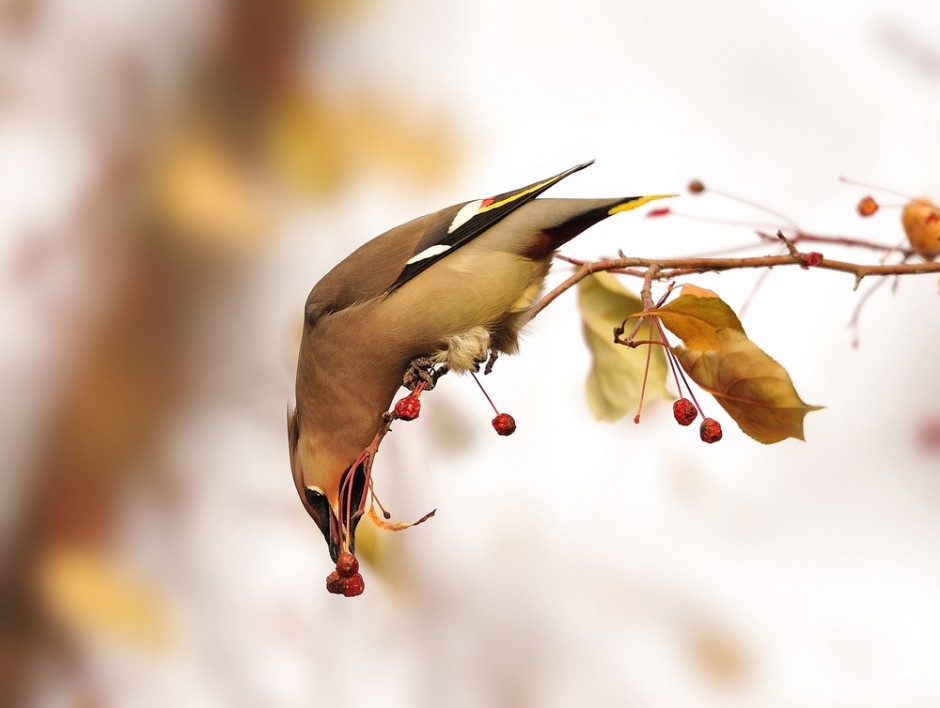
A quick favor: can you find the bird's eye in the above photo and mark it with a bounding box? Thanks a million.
[303,486,332,541]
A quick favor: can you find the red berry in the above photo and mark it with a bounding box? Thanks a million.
[699,418,723,443]
[326,571,346,595]
[335,551,359,578]
[673,398,698,426]
[857,196,879,217]
[492,412,516,436]
[394,394,421,421]
[342,573,365,597]
[688,179,705,194]
[801,251,823,267]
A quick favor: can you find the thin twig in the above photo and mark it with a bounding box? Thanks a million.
[756,230,920,258]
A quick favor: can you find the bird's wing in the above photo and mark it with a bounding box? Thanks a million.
[304,161,594,323]
[386,160,594,293]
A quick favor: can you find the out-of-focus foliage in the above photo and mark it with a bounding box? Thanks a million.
[0,0,460,704]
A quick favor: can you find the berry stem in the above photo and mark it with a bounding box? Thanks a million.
[838,175,914,200]
[633,319,655,424]
[705,186,801,232]
[470,371,500,416]
[654,317,708,418]
[368,479,393,519]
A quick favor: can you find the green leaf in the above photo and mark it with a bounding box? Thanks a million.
[651,289,821,443]
[578,273,668,421]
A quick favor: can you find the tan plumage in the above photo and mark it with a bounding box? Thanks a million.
[288,161,672,560]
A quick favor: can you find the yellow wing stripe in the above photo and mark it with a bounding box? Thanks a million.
[476,175,567,215]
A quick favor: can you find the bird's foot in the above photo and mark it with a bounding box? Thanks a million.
[403,357,448,391]
[483,350,499,375]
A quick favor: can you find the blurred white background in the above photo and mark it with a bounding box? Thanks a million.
[1,0,938,706]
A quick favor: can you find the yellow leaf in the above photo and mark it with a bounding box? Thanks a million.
[578,273,668,421]
[643,292,744,352]
[678,283,720,299]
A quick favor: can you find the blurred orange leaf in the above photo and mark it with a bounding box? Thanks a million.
[149,124,272,253]
[38,545,172,651]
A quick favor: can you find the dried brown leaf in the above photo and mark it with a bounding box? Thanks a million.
[651,291,820,443]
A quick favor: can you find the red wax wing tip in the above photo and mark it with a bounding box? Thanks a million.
[492,412,516,436]
[857,196,879,217]
[802,252,823,267]
[326,571,346,595]
[673,398,698,426]
[646,207,671,218]
[336,552,359,578]
[480,197,495,209]
[394,394,421,421]
[343,574,365,597]
[700,418,723,443]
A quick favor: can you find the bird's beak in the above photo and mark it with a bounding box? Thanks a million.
[304,461,368,563]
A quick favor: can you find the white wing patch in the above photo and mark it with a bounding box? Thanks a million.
[406,243,451,265]
[447,199,483,234]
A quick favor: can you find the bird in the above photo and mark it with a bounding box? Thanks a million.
[288,160,672,562]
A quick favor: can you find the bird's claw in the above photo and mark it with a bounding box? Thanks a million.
[483,350,499,375]
[403,358,448,391]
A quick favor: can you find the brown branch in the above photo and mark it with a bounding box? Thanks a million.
[531,243,940,321]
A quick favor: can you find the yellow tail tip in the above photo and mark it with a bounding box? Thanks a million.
[608,194,679,216]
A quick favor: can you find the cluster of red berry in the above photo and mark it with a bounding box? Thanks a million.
[396,387,516,436]
[326,552,365,597]
[672,397,722,443]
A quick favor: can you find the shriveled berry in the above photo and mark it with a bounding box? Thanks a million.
[857,196,879,217]
[688,179,705,194]
[801,251,823,267]
[492,412,516,436]
[326,571,346,595]
[342,573,365,597]
[700,418,723,443]
[673,398,698,426]
[394,394,421,421]
[335,551,359,578]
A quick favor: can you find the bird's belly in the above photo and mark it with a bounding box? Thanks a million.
[375,250,551,371]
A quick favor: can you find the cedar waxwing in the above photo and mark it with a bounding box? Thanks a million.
[288,161,671,562]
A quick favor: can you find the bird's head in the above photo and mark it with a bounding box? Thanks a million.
[287,406,368,562]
